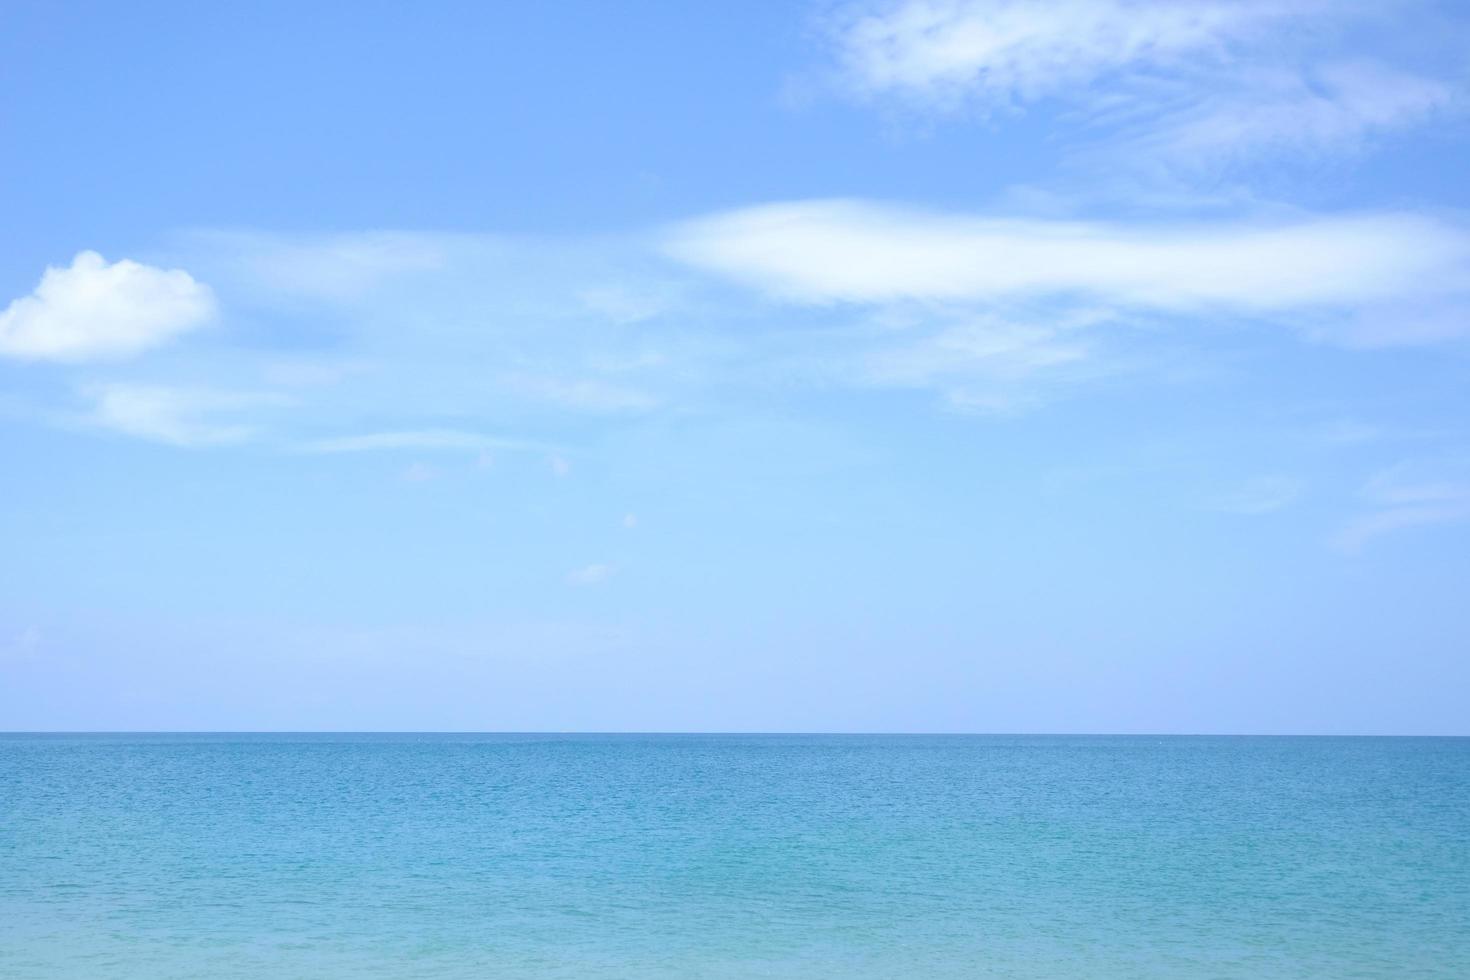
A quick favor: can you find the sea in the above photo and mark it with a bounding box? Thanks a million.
[2,734,1467,978]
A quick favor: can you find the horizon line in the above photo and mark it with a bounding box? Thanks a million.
[4,730,1466,738]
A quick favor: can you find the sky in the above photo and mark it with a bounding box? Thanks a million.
[2,0,1469,733]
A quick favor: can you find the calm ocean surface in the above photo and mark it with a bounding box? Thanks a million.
[2,734,1467,978]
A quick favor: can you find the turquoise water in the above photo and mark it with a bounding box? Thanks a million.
[2,735,1467,978]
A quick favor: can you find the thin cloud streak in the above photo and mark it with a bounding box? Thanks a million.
[1206,476,1304,515]
[299,429,557,455]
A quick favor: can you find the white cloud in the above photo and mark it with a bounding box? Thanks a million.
[0,252,215,361]
[669,197,1470,410]
[566,563,615,586]
[86,384,277,447]
[668,200,1470,331]
[300,429,551,454]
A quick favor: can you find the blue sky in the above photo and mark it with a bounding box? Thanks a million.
[3,0,1469,732]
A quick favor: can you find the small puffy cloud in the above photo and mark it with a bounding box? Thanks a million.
[622,513,639,529]
[0,251,215,361]
[86,384,277,447]
[566,563,615,586]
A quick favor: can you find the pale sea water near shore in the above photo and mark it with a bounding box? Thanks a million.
[2,734,1467,978]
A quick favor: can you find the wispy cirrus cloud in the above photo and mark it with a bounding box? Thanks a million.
[499,373,660,414]
[1334,460,1470,552]
[1206,476,1305,515]
[823,0,1456,169]
[182,230,455,305]
[83,383,282,447]
[1132,60,1453,168]
[830,0,1287,105]
[566,563,615,586]
[856,312,1097,413]
[0,626,42,664]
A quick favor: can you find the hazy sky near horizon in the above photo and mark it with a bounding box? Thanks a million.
[3,0,1469,732]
